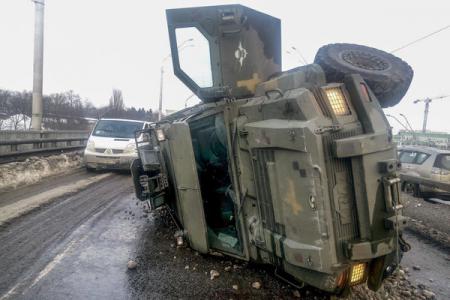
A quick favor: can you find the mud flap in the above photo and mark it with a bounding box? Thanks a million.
[367,255,386,291]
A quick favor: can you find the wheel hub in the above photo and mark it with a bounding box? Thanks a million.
[341,50,389,71]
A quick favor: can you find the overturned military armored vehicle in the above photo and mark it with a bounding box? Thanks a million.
[132,4,413,294]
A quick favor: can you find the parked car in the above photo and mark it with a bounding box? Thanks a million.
[84,118,150,170]
[398,145,450,200]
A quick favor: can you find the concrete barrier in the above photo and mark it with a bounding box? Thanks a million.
[0,130,89,161]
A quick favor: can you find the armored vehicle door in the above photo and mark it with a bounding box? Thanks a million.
[166,5,281,102]
[167,122,209,254]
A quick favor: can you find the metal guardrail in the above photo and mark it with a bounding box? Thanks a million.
[400,173,450,192]
[0,130,89,164]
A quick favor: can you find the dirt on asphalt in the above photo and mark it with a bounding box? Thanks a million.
[0,169,448,300]
[127,208,329,300]
[402,193,450,252]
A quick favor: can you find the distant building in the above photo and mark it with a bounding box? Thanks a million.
[394,130,450,149]
[0,114,31,130]
[165,109,177,116]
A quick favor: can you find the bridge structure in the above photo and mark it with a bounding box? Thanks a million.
[0,130,89,164]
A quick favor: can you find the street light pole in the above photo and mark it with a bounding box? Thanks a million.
[184,93,195,107]
[158,65,164,121]
[158,39,193,121]
[31,0,45,130]
[399,113,416,142]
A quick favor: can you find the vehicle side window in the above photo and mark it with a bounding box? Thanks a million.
[399,151,417,164]
[434,154,450,171]
[399,151,430,165]
[415,152,430,165]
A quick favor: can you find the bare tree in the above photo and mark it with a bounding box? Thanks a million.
[109,89,124,112]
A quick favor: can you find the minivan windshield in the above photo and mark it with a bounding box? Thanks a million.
[92,120,144,139]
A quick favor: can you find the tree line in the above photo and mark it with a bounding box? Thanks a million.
[0,88,157,130]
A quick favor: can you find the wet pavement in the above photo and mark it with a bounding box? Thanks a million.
[18,193,140,299]
[0,170,448,299]
[401,232,450,299]
[0,170,324,299]
[0,171,133,299]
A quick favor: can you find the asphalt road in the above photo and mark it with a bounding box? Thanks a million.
[0,169,306,300]
[0,168,448,299]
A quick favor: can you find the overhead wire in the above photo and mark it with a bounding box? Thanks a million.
[390,24,450,53]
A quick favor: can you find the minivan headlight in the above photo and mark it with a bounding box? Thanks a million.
[86,140,95,151]
[124,143,137,154]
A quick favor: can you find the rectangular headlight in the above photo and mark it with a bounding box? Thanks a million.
[156,129,165,142]
[349,263,367,286]
[324,87,351,116]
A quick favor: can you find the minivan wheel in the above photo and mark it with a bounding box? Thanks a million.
[314,43,413,108]
[412,184,421,198]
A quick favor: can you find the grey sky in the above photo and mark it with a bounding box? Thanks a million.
[0,0,449,133]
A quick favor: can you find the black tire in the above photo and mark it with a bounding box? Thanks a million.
[131,159,145,201]
[412,184,420,197]
[314,43,413,108]
[86,166,96,172]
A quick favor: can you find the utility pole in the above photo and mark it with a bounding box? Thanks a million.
[31,0,45,130]
[413,95,449,133]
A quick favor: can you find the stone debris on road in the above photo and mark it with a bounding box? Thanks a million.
[210,269,220,280]
[349,266,437,300]
[126,206,447,300]
[251,281,262,289]
[127,260,137,270]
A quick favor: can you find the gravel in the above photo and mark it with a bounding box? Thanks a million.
[349,266,437,300]
[127,207,446,300]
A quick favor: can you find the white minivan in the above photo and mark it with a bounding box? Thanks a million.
[84,118,150,170]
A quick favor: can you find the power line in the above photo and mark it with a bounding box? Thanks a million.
[391,24,450,53]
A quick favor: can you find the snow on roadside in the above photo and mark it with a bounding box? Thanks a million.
[0,152,82,191]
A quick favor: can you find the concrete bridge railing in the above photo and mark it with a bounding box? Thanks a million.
[0,130,89,163]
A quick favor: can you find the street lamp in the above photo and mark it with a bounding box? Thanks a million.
[184,93,195,108]
[399,113,416,142]
[386,114,410,132]
[286,46,308,66]
[158,38,194,121]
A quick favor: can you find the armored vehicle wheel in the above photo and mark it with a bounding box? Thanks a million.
[314,43,413,108]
